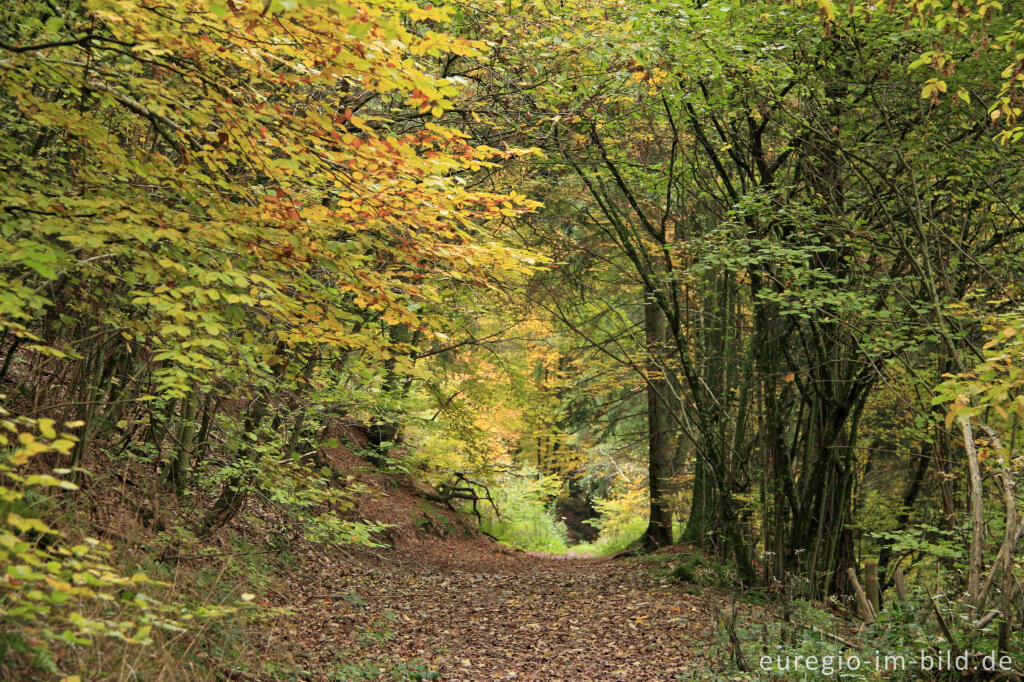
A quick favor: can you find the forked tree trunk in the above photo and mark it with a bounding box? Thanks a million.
[199,389,269,536]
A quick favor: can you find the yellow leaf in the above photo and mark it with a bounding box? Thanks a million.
[945,407,959,429]
[11,440,49,465]
[37,418,56,439]
[8,512,54,535]
[52,438,76,454]
[25,474,77,490]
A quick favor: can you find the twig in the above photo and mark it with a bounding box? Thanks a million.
[928,591,960,654]
[810,625,859,649]
[158,548,283,563]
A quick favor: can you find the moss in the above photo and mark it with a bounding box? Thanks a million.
[413,501,456,538]
[671,554,741,588]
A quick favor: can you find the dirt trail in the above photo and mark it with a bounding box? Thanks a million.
[268,544,717,681]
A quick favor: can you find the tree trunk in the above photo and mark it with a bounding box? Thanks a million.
[199,388,269,535]
[681,453,715,543]
[643,295,673,550]
[169,391,198,496]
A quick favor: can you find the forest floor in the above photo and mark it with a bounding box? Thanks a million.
[63,433,731,681]
[204,442,726,681]
[262,540,720,681]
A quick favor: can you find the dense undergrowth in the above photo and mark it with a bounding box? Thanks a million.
[2,424,295,680]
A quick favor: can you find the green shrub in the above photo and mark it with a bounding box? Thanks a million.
[570,483,647,556]
[479,503,569,554]
[475,468,569,553]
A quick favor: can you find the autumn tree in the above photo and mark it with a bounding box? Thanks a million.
[0,0,538,668]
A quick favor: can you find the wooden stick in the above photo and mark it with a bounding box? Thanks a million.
[928,592,959,654]
[959,417,985,610]
[811,626,859,649]
[847,567,876,623]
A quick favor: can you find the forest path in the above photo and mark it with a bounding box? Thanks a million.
[268,544,717,681]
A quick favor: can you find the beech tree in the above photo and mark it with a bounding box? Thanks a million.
[0,0,537,663]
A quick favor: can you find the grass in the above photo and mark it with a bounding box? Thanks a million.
[0,465,312,682]
[569,514,647,557]
[478,503,570,553]
[473,473,571,553]
[52,527,294,681]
